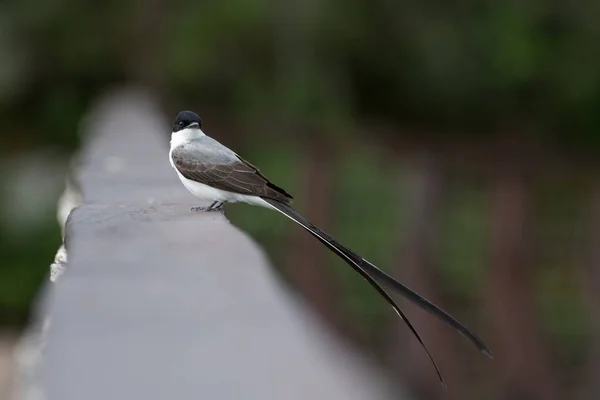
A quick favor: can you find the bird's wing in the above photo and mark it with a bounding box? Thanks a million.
[171,138,293,203]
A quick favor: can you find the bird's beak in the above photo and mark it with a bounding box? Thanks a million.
[188,122,200,129]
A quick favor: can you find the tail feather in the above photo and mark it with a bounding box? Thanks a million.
[312,228,492,358]
[263,198,446,386]
[355,256,492,358]
[262,198,492,360]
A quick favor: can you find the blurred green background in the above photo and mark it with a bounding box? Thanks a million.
[2,0,600,399]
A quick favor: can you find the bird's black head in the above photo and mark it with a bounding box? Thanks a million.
[173,110,202,132]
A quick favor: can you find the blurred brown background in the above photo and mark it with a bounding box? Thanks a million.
[1,1,600,399]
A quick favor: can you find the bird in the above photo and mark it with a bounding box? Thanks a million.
[169,110,492,386]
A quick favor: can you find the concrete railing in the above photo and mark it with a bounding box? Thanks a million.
[14,90,400,400]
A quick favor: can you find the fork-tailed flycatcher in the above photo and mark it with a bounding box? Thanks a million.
[169,110,492,386]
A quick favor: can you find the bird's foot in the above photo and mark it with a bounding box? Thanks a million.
[191,201,225,213]
[190,206,210,212]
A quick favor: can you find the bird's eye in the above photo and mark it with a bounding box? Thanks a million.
[178,121,185,127]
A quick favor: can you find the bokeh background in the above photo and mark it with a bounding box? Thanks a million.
[1,1,600,399]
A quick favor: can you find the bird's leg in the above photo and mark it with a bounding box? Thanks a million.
[191,201,218,212]
[208,201,225,212]
[191,201,224,212]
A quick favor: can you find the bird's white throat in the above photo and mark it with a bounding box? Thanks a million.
[170,127,205,149]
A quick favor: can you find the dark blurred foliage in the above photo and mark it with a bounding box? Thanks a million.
[3,0,600,150]
[1,0,600,398]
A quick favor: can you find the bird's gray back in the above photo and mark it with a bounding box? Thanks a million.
[176,136,239,165]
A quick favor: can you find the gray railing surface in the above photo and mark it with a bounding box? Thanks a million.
[19,90,399,400]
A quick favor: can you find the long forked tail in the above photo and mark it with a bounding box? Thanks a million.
[262,199,492,366]
[262,199,446,386]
